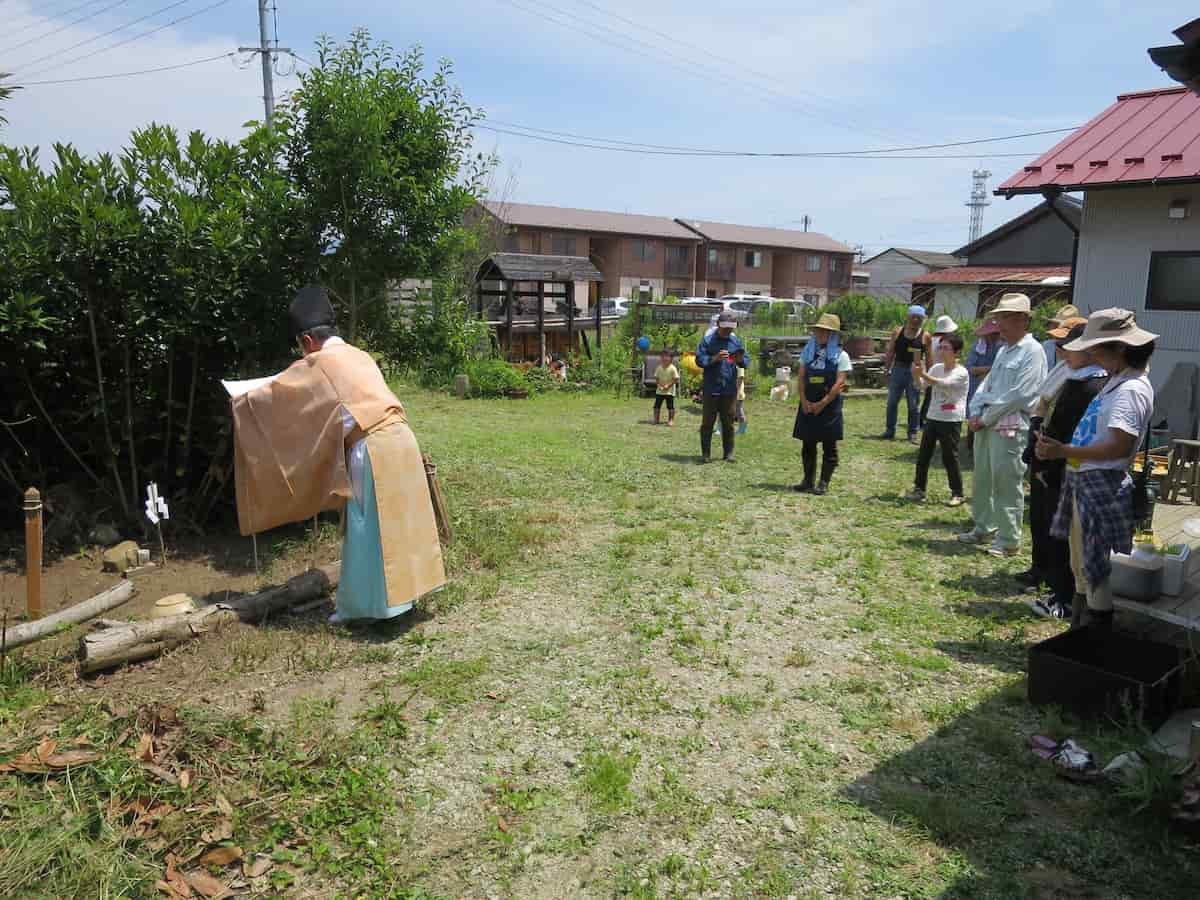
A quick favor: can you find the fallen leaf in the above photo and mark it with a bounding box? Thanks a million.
[496,816,509,833]
[155,879,190,899]
[199,846,243,867]
[164,854,194,898]
[485,691,499,700]
[35,739,58,762]
[141,763,179,785]
[179,769,192,789]
[214,794,233,818]
[242,856,273,878]
[183,870,232,899]
[44,750,102,768]
[200,819,233,844]
[134,733,154,762]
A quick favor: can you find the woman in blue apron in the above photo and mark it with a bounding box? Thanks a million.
[793,313,851,495]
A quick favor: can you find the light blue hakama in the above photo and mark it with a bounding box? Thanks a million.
[336,451,413,621]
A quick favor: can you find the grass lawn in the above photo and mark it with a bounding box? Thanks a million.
[2,388,1198,899]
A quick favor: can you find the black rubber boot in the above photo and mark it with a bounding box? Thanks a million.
[721,429,735,461]
[700,429,712,462]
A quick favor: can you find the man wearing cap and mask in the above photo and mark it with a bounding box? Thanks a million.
[958,293,1047,557]
[695,309,746,462]
[230,285,446,623]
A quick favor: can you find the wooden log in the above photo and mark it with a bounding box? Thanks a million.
[4,581,134,651]
[78,563,340,674]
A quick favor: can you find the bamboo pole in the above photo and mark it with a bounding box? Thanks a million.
[23,488,42,620]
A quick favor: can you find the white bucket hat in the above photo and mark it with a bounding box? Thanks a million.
[991,293,1031,315]
[1063,308,1158,351]
[933,315,958,334]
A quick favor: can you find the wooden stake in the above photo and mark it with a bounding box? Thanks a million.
[251,532,259,578]
[23,487,42,621]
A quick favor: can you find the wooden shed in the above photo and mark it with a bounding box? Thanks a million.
[475,252,609,363]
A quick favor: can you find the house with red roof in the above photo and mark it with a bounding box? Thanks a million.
[906,197,1079,321]
[995,19,1200,405]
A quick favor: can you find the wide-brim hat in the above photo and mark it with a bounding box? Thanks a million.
[1063,307,1158,351]
[1047,303,1080,325]
[991,292,1031,316]
[933,315,958,334]
[976,318,1001,336]
[812,313,841,333]
[1055,322,1088,347]
[1047,315,1088,340]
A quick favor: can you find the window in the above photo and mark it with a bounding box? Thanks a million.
[551,234,576,256]
[632,240,655,261]
[707,248,719,264]
[1147,251,1200,310]
[830,257,840,273]
[803,294,819,305]
[744,250,763,268]
[667,245,690,266]
[806,255,822,272]
[706,289,718,298]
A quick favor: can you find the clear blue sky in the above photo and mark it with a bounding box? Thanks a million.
[4,0,1196,254]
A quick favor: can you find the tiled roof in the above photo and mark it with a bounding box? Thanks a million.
[910,265,1072,285]
[998,87,1200,195]
[477,252,604,283]
[483,201,698,240]
[676,219,854,253]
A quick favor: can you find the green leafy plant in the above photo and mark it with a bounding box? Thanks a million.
[464,358,527,397]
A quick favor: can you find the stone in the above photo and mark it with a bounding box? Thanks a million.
[88,523,121,546]
[101,540,141,574]
[781,815,798,834]
[454,374,470,399]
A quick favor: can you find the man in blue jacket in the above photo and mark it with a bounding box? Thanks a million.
[696,310,746,463]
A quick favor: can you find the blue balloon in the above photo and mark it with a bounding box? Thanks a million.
[637,336,651,351]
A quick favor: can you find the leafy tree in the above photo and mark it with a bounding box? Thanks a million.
[0,73,15,127]
[275,29,489,342]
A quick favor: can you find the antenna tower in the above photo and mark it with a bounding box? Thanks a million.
[966,169,992,244]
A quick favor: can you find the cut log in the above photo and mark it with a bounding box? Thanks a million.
[3,581,135,651]
[78,563,340,674]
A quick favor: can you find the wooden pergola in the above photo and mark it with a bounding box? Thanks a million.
[475,252,607,363]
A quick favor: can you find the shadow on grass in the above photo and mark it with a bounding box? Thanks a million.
[948,598,1034,624]
[751,482,799,493]
[935,637,1029,674]
[944,570,1027,599]
[660,453,706,466]
[898,535,978,558]
[845,689,1200,898]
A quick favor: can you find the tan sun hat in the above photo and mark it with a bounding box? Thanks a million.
[812,313,841,332]
[1063,308,1158,351]
[1047,303,1080,325]
[991,293,1031,315]
[1047,315,1088,339]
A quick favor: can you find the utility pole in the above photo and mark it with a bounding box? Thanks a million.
[965,169,992,244]
[239,1,290,125]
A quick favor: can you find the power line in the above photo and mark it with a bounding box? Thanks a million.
[18,0,233,78]
[484,119,1076,157]
[16,52,233,85]
[4,0,115,43]
[563,0,922,145]
[1,0,134,56]
[10,0,194,73]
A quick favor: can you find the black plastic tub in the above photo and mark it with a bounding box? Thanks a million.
[1028,626,1186,729]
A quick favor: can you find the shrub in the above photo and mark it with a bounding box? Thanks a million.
[464,359,526,397]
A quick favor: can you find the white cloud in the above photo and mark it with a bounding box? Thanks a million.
[1,2,294,156]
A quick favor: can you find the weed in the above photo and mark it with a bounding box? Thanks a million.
[580,750,639,811]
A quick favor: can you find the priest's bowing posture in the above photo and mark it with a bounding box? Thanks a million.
[231,285,446,622]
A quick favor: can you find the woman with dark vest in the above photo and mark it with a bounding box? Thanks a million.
[793,314,851,495]
[1025,319,1107,619]
[881,305,933,443]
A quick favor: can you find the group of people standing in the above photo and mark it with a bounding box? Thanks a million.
[690,295,1159,630]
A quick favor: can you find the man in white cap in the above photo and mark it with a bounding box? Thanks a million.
[695,309,746,462]
[958,293,1047,557]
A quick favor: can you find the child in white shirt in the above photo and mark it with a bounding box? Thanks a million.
[908,332,967,505]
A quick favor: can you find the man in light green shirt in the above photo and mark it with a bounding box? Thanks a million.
[958,293,1047,557]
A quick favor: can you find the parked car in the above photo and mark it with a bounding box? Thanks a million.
[682,296,751,321]
[724,296,813,323]
[600,298,632,317]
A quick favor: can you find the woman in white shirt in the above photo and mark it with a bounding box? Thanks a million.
[907,332,967,505]
[1036,308,1157,629]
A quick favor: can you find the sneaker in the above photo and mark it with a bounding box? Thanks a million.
[700,455,711,464]
[812,481,828,496]
[947,495,965,507]
[723,454,736,463]
[956,530,990,545]
[985,545,1020,559]
[793,482,814,493]
[1030,596,1071,620]
[908,434,920,445]
[905,488,926,502]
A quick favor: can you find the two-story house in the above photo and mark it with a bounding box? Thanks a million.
[674,219,855,305]
[481,201,855,305]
